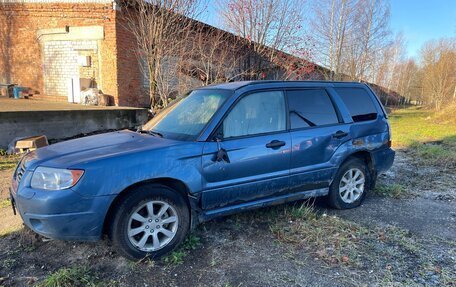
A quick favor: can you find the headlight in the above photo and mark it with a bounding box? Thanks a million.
[31,167,84,190]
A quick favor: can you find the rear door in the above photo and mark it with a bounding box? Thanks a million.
[287,88,350,192]
[201,90,291,210]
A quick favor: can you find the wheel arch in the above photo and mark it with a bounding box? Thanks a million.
[102,177,194,236]
[339,150,376,187]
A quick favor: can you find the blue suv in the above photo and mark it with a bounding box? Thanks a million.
[10,81,395,259]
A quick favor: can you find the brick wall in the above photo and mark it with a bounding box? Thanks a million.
[0,2,123,104]
[0,2,330,108]
[115,12,148,107]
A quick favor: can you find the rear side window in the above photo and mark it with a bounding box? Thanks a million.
[287,89,339,129]
[334,88,378,122]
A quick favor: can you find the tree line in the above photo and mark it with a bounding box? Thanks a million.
[122,0,455,111]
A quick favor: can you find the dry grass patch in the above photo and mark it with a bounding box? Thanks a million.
[409,138,456,169]
[0,153,20,171]
[433,104,456,125]
[270,202,455,285]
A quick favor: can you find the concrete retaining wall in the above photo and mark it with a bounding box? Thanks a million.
[0,108,148,148]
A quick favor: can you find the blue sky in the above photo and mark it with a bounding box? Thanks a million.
[198,0,456,59]
[390,0,456,59]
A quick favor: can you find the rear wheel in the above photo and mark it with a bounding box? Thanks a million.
[328,158,371,209]
[110,184,190,260]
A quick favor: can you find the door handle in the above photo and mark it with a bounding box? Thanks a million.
[333,130,348,139]
[266,140,286,149]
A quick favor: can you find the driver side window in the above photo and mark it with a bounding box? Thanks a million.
[222,91,286,138]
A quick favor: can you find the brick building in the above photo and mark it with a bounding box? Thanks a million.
[1,0,399,108]
[0,0,147,106]
[1,0,335,108]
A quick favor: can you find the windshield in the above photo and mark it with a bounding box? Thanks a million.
[143,89,232,141]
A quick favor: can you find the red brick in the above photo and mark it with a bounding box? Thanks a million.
[0,2,145,107]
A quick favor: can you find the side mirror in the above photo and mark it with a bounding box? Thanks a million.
[215,147,230,163]
[213,135,230,163]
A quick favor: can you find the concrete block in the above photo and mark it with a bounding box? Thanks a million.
[0,109,148,149]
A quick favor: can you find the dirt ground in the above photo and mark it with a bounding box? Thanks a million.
[0,150,455,287]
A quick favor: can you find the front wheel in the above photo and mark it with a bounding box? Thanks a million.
[328,158,371,209]
[109,184,190,260]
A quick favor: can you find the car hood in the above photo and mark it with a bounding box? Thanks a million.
[24,130,177,169]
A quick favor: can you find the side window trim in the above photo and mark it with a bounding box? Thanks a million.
[325,87,354,124]
[209,89,288,141]
[285,88,344,131]
[364,84,388,118]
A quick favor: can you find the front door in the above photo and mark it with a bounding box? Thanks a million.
[201,90,291,210]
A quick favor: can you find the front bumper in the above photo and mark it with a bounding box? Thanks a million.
[11,184,115,241]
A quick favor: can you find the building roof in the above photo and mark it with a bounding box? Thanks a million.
[199,80,367,91]
[199,81,256,90]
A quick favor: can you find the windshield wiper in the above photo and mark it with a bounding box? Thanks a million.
[137,129,163,138]
[149,130,163,138]
[290,110,316,127]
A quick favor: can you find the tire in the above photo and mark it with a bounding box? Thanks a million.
[328,157,371,209]
[109,184,190,260]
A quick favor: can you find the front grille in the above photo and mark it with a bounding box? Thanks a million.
[15,160,26,184]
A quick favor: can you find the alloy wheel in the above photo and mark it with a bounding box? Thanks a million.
[127,200,179,252]
[338,168,365,204]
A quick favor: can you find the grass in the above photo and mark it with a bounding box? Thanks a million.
[0,149,20,171]
[388,107,456,147]
[162,233,201,266]
[0,199,11,209]
[163,250,187,265]
[433,104,456,125]
[36,267,100,287]
[0,227,21,238]
[374,183,407,199]
[409,139,456,168]
[270,202,453,285]
[1,258,17,269]
[271,203,369,266]
[389,107,456,168]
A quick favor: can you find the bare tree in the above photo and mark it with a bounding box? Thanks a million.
[392,59,420,105]
[309,0,390,82]
[366,33,405,105]
[185,25,246,86]
[216,0,313,79]
[120,0,204,110]
[310,0,359,80]
[385,34,406,91]
[420,38,456,110]
[352,0,390,82]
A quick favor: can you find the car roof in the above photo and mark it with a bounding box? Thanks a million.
[198,80,368,91]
